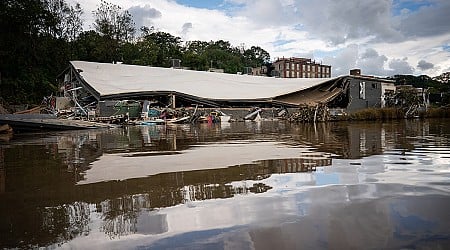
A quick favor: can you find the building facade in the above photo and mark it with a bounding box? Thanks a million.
[271,57,331,78]
[345,69,396,113]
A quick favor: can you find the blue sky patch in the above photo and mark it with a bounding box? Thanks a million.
[314,173,340,186]
[175,0,244,13]
[175,0,223,9]
[272,39,296,47]
[392,0,434,16]
[313,50,339,60]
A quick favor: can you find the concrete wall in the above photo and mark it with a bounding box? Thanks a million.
[346,78,383,113]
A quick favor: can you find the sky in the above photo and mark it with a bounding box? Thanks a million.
[70,0,450,77]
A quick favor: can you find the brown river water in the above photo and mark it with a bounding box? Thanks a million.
[0,119,449,249]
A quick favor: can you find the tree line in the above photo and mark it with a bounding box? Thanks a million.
[389,75,450,106]
[0,0,270,104]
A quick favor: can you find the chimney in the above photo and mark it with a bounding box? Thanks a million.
[350,69,361,76]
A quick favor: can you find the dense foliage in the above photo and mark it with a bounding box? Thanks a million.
[1,1,447,106]
[0,0,270,104]
[0,0,83,103]
[389,75,450,106]
[389,75,449,93]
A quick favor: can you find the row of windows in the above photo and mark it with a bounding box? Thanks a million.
[285,72,331,78]
[281,63,330,73]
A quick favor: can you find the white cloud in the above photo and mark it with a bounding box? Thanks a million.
[323,46,415,77]
[128,5,161,30]
[68,0,450,76]
[358,48,390,76]
[295,0,402,44]
[417,60,434,71]
[398,0,450,38]
[388,58,414,75]
[323,44,359,76]
[180,22,193,38]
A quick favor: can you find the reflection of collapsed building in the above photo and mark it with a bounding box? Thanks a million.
[0,149,4,194]
[56,61,399,121]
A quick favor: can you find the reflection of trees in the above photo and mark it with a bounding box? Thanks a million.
[2,119,449,247]
[41,202,91,244]
[98,196,140,238]
[85,156,329,237]
[1,129,333,245]
[0,201,90,249]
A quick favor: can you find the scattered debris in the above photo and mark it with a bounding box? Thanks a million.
[288,104,330,123]
[0,124,13,134]
[244,108,262,120]
[0,104,10,114]
[0,114,116,132]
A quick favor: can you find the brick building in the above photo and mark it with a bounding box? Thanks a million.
[269,57,331,78]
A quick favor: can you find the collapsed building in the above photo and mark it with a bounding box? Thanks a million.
[55,61,396,121]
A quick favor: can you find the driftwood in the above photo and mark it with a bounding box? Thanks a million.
[14,105,45,114]
[288,104,330,123]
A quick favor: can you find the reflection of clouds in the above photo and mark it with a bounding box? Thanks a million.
[72,145,450,245]
[58,179,450,249]
[96,194,170,238]
[74,184,448,249]
[136,213,168,235]
[79,141,314,184]
[5,120,450,248]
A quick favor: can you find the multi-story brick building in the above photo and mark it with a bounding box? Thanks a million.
[270,57,331,78]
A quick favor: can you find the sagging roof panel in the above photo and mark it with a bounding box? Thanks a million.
[70,61,339,101]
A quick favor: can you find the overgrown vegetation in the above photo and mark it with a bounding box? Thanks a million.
[389,75,450,106]
[0,0,270,104]
[2,1,448,108]
[421,107,450,118]
[345,107,450,121]
[348,108,404,120]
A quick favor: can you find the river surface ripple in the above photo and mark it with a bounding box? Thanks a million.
[0,119,449,249]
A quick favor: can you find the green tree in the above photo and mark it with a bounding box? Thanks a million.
[138,29,182,67]
[0,0,80,103]
[243,46,270,67]
[72,30,105,62]
[202,40,245,73]
[182,41,210,70]
[93,1,135,63]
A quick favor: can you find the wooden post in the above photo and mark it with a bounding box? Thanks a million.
[171,94,176,109]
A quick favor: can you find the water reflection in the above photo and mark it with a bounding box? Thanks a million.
[0,119,449,248]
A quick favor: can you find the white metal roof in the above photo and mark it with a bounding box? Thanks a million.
[71,61,338,100]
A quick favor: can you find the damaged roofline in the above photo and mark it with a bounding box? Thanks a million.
[100,91,300,108]
[70,64,101,100]
[65,61,354,109]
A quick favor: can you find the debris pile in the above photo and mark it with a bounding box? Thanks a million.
[288,104,330,123]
